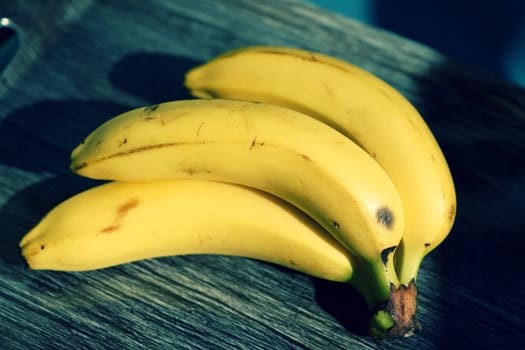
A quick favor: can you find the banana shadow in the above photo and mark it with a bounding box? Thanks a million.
[411,59,525,347]
[0,51,202,263]
[108,51,199,103]
[314,61,525,343]
[0,99,132,264]
[416,59,525,273]
[0,52,201,174]
[372,0,525,83]
[0,99,132,174]
[311,277,370,336]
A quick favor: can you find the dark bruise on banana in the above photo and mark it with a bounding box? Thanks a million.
[376,206,394,230]
[377,207,396,267]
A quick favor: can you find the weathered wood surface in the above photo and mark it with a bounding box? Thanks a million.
[1,1,524,349]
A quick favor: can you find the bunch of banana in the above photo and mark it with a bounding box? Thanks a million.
[185,45,457,330]
[19,46,456,340]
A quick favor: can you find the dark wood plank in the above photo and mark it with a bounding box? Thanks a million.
[1,0,524,349]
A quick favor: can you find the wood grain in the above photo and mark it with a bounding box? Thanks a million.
[1,0,524,349]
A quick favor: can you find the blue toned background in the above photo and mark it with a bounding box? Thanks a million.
[308,0,525,87]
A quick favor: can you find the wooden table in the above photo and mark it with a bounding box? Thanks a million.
[1,1,524,349]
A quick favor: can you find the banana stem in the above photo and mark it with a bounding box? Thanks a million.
[368,281,421,340]
[385,280,421,338]
[350,255,420,339]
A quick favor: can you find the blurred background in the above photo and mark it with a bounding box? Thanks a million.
[308,0,525,87]
[2,1,524,87]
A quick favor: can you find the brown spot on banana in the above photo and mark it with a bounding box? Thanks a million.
[448,204,456,223]
[100,224,121,233]
[141,115,157,121]
[248,137,264,150]
[301,154,312,161]
[99,198,139,234]
[195,121,205,138]
[376,206,394,230]
[183,168,212,176]
[117,198,139,217]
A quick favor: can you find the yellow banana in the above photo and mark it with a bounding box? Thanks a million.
[20,180,353,281]
[68,98,408,333]
[184,46,457,287]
